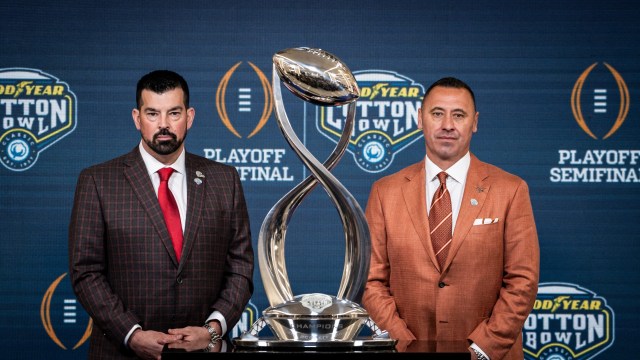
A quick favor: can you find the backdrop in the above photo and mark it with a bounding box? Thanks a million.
[1,1,638,359]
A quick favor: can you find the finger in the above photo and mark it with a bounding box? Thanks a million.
[158,336,179,345]
[166,340,185,348]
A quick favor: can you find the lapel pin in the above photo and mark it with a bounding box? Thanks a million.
[471,199,478,206]
[194,178,203,185]
[196,171,205,178]
[476,186,485,193]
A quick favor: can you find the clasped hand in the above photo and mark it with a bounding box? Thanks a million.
[129,326,215,360]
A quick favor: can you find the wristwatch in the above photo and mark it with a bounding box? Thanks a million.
[203,322,221,352]
[472,347,489,360]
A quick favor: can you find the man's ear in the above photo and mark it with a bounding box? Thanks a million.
[186,107,195,130]
[132,108,141,130]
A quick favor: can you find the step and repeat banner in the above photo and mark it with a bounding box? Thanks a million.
[1,1,638,358]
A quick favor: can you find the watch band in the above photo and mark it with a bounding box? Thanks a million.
[472,347,489,360]
[203,323,221,352]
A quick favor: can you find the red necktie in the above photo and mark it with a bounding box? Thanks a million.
[429,171,452,270]
[157,167,183,262]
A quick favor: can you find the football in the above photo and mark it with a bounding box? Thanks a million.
[273,47,360,106]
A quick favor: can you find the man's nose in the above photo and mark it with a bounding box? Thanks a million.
[441,113,455,128]
[158,113,170,128]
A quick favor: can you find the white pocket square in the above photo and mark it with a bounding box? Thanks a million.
[473,218,499,225]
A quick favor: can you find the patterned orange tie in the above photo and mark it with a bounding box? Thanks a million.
[157,168,183,262]
[429,171,452,270]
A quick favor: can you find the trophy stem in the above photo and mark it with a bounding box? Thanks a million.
[257,65,370,308]
[257,94,354,306]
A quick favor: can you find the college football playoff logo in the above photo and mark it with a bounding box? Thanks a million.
[571,62,628,140]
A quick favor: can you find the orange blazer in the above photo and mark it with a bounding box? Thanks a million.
[362,154,539,360]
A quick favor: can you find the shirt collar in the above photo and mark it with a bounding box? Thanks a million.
[138,141,186,177]
[425,152,471,184]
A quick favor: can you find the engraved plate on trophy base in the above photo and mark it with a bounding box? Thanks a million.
[263,293,367,341]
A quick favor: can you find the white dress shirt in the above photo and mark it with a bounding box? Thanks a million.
[425,152,471,232]
[139,142,187,230]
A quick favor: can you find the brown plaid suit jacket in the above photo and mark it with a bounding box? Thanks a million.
[68,147,254,359]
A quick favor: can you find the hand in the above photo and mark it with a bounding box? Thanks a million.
[469,347,479,360]
[128,329,183,360]
[167,326,212,352]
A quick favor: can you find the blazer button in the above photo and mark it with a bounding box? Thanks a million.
[176,276,183,284]
[438,282,446,288]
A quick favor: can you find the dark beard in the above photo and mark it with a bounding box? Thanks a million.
[144,129,185,155]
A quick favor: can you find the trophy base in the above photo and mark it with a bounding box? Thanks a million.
[232,337,397,352]
[233,296,396,352]
[262,293,369,341]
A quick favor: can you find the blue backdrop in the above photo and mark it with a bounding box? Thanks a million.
[1,1,638,359]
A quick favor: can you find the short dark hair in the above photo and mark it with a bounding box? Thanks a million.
[136,70,190,109]
[423,77,476,110]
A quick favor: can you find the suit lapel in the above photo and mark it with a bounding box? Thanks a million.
[401,161,440,270]
[180,154,205,270]
[444,154,490,270]
[123,148,180,266]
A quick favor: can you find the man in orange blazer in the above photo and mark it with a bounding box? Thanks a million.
[362,77,539,360]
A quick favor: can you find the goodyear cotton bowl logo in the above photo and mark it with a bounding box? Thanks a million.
[317,70,424,173]
[41,273,92,351]
[523,282,614,360]
[0,68,77,171]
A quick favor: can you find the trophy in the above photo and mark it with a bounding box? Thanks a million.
[234,47,394,350]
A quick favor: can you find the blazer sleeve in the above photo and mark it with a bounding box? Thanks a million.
[68,168,140,346]
[361,181,416,340]
[208,167,254,330]
[468,179,540,359]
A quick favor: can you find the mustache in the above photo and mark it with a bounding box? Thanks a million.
[435,132,458,139]
[153,128,177,141]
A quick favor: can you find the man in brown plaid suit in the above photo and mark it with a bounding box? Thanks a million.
[69,70,254,359]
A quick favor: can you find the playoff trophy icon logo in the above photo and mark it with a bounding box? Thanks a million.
[234,47,395,350]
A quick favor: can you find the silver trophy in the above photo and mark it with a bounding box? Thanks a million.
[234,47,394,350]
